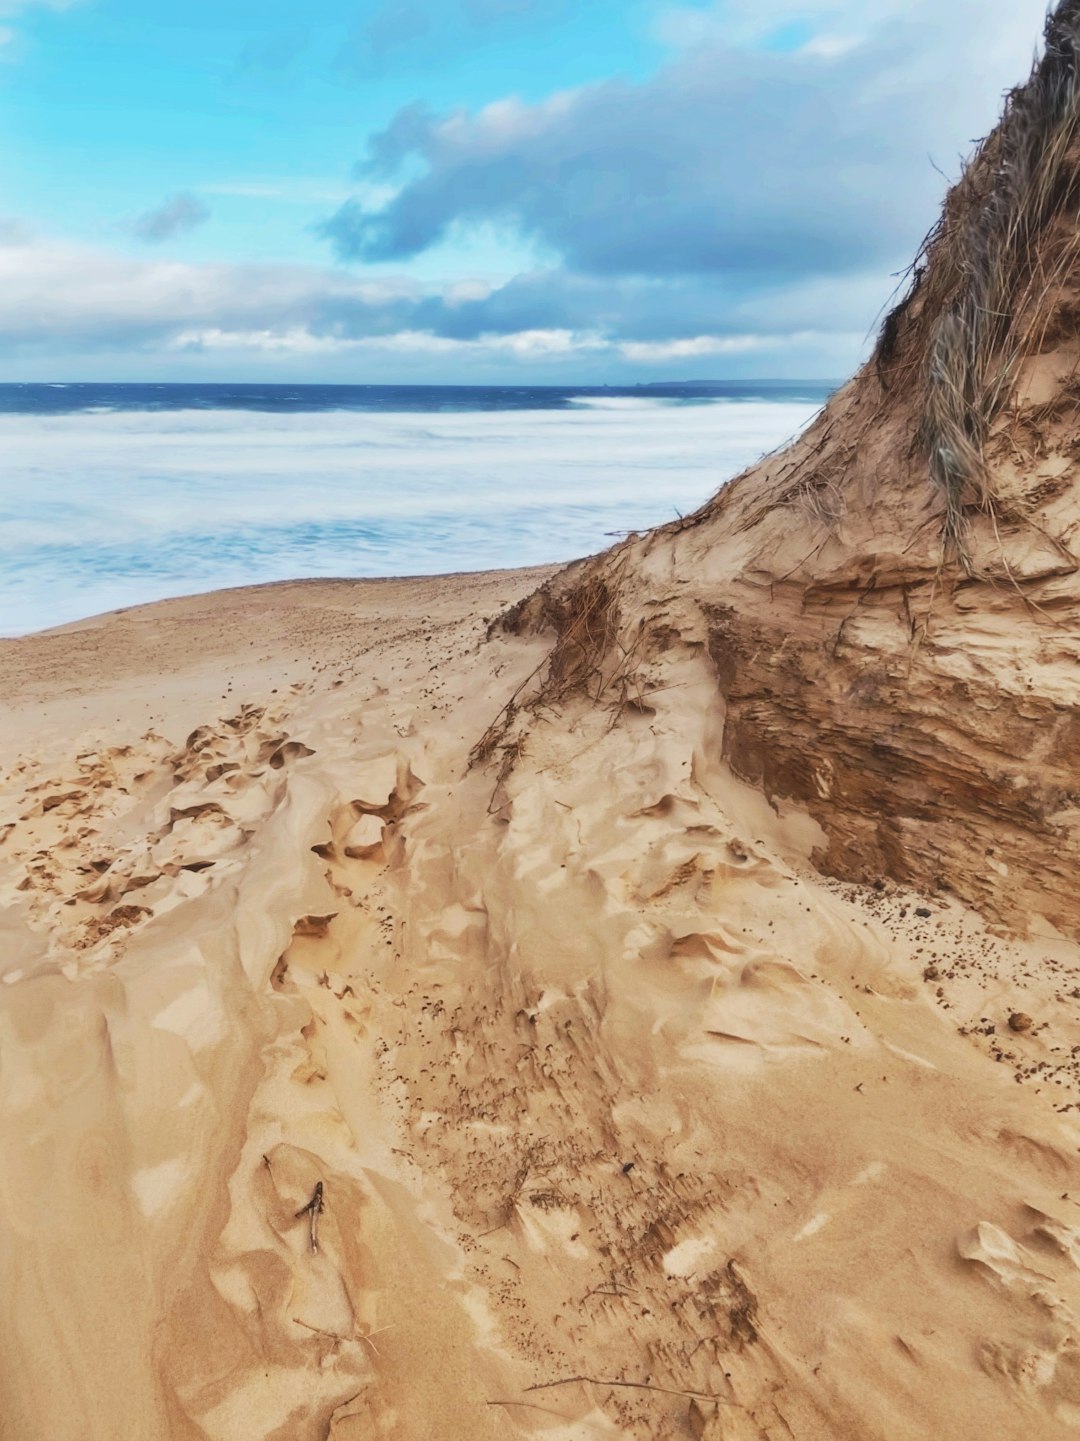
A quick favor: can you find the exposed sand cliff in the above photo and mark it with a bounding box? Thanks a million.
[8,8,1080,1440]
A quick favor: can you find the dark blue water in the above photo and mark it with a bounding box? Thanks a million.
[0,380,834,416]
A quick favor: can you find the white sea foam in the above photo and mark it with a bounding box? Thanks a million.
[0,397,820,634]
[568,394,669,409]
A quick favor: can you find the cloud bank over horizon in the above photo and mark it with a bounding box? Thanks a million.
[0,0,1054,380]
[0,228,869,380]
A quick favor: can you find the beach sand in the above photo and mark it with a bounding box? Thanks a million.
[4,535,1080,1440]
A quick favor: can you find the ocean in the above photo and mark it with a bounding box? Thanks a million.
[0,382,831,636]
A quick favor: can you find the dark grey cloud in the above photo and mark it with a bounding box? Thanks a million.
[129,193,210,244]
[321,2,1046,289]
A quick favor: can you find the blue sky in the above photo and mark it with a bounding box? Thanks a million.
[0,0,1054,381]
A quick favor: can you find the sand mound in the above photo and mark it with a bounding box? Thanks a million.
[9,7,1080,1438]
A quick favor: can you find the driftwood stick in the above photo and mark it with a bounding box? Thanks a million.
[291,1316,344,1343]
[524,1376,742,1405]
[486,1399,572,1418]
[295,1181,324,1253]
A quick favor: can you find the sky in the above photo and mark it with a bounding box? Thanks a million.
[0,0,1055,382]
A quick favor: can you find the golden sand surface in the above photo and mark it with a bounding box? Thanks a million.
[4,528,1080,1439]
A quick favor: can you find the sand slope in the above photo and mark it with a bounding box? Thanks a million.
[3,561,1080,1440]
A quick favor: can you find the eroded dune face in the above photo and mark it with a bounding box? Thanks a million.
[2,550,1080,1441]
[621,372,1080,937]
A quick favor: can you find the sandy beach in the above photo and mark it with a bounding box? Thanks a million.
[5,487,1080,1439]
[7,7,1080,1436]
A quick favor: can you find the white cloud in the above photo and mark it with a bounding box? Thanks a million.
[164,324,814,365]
[443,278,496,306]
[168,328,361,355]
[0,0,1060,382]
[801,34,860,59]
[620,334,768,361]
[324,0,1051,294]
[0,228,860,375]
[0,235,412,341]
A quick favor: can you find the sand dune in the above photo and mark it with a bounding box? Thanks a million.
[10,9,1080,1437]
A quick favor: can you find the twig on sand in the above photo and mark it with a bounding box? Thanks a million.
[291,1316,344,1343]
[524,1376,743,1406]
[487,1398,574,1417]
[295,1181,324,1253]
[357,1325,395,1358]
[291,1316,394,1358]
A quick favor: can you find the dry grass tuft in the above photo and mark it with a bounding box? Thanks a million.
[877,0,1080,560]
[537,574,623,704]
[470,562,648,780]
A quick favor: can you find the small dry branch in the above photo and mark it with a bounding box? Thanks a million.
[524,1376,743,1405]
[295,1180,324,1254]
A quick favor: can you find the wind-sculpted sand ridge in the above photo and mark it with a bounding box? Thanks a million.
[3,561,1080,1439]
